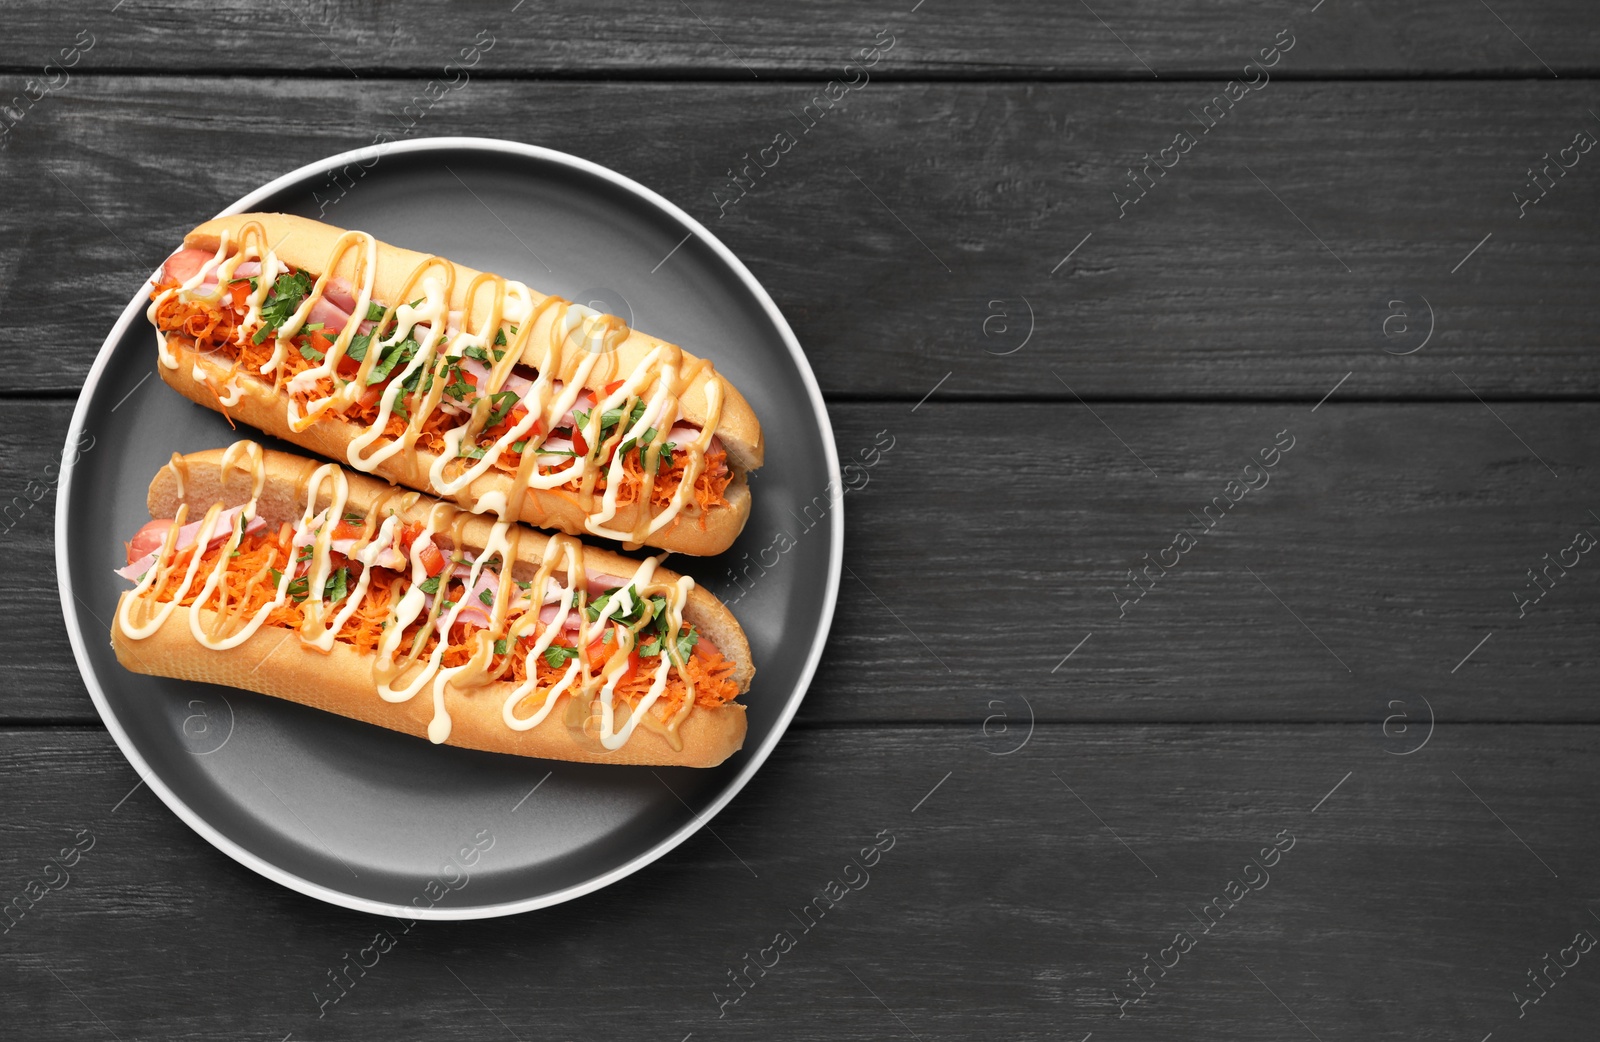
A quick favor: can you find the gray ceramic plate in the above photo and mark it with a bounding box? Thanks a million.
[55,137,841,918]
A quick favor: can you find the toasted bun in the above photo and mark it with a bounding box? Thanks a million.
[160,339,751,557]
[110,447,752,767]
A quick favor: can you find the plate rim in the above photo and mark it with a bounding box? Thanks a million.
[54,135,843,919]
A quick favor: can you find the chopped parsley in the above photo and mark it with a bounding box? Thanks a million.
[585,586,623,622]
[367,336,419,386]
[635,594,698,660]
[602,400,648,438]
[251,270,314,345]
[494,639,509,656]
[478,588,495,606]
[585,586,662,628]
[442,366,475,402]
[365,302,387,322]
[324,567,350,603]
[485,390,519,428]
[619,425,658,459]
[417,575,442,595]
[542,644,580,668]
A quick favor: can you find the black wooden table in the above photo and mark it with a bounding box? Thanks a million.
[5,2,1600,1038]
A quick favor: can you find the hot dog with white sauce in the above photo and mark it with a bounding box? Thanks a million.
[146,213,764,556]
[111,443,754,767]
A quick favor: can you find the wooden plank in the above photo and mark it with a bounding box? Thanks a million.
[0,723,1594,1040]
[4,79,1600,398]
[1,0,1596,77]
[12,398,1599,723]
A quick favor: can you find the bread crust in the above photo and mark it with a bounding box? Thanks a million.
[160,338,752,558]
[111,447,752,767]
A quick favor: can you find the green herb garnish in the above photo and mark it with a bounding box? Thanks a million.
[366,336,419,386]
[485,390,519,428]
[542,644,580,668]
[443,369,475,401]
[251,270,314,344]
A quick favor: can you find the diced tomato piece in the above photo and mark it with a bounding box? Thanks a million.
[126,519,173,564]
[485,406,540,444]
[571,426,589,456]
[419,541,446,576]
[227,280,252,309]
[604,379,626,396]
[586,627,639,677]
[331,519,363,540]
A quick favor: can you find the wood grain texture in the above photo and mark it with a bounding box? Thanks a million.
[9,398,1597,723]
[1,724,1594,1041]
[4,78,1600,398]
[1,0,1596,77]
[5,15,1598,1038]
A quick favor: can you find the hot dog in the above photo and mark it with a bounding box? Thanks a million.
[110,443,754,767]
[145,213,764,556]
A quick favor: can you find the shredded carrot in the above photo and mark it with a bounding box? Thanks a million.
[140,527,741,719]
[151,280,239,357]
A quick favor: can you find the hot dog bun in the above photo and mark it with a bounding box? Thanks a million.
[111,447,753,767]
[156,212,762,556]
